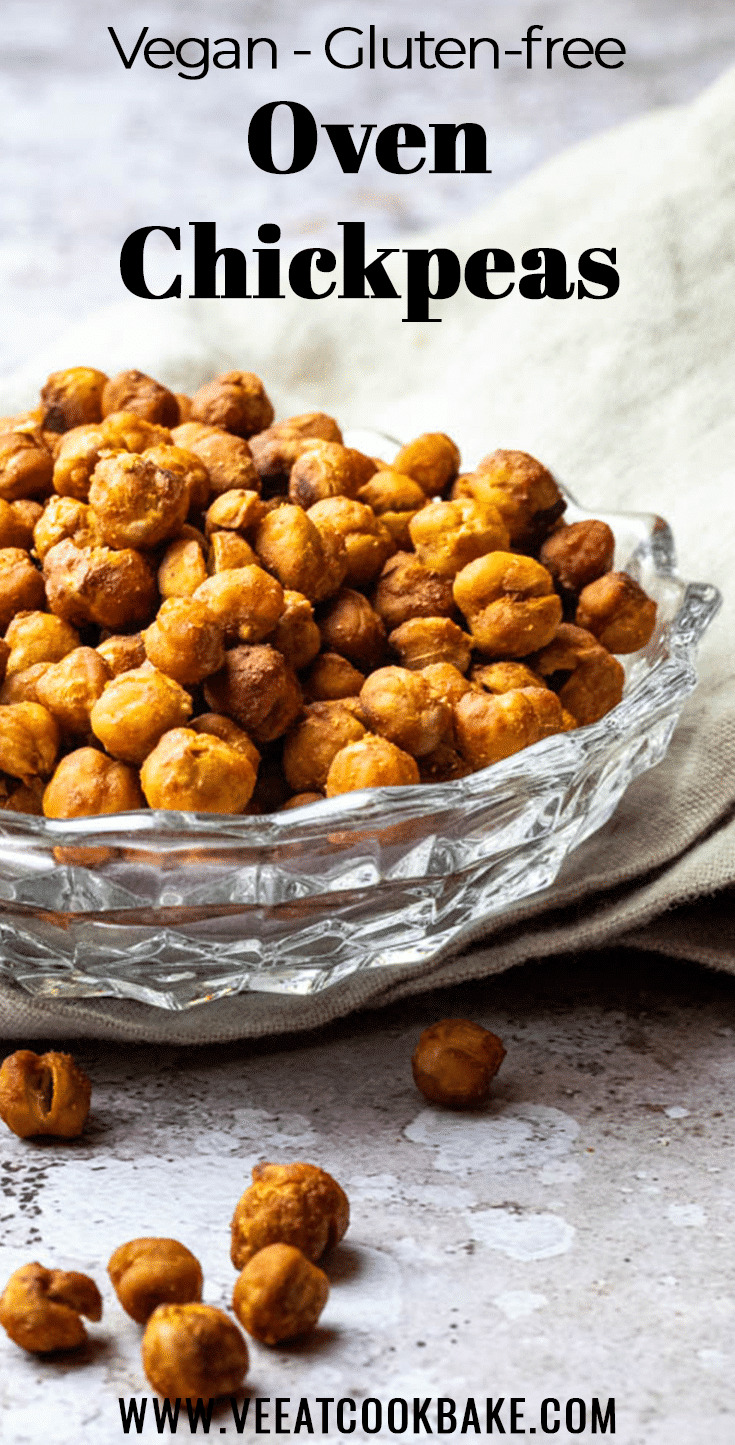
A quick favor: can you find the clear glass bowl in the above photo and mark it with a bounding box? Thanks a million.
[0,482,720,1009]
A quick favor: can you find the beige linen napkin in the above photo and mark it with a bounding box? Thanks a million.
[0,68,733,1042]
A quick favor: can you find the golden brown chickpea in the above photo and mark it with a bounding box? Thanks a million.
[303,652,365,702]
[318,589,386,671]
[453,551,562,657]
[171,422,261,495]
[0,702,59,780]
[418,742,470,784]
[357,469,427,516]
[36,647,111,737]
[142,598,225,685]
[232,1243,328,1345]
[96,633,147,676]
[101,369,179,428]
[307,497,394,587]
[326,734,419,795]
[157,533,208,599]
[142,443,210,511]
[40,367,108,433]
[454,686,565,770]
[539,519,615,596]
[409,497,509,577]
[51,424,110,502]
[141,727,258,813]
[283,701,367,793]
[420,662,474,708]
[359,666,451,757]
[392,432,460,495]
[0,662,51,706]
[203,645,302,743]
[0,497,39,550]
[248,432,321,489]
[575,571,657,653]
[32,495,102,560]
[194,565,284,644]
[265,589,321,671]
[9,499,43,546]
[412,1019,506,1107]
[88,452,190,550]
[0,1263,102,1353]
[44,747,144,821]
[207,531,258,573]
[255,504,347,603]
[43,540,158,630]
[373,552,456,631]
[0,549,46,629]
[190,713,260,773]
[389,617,472,673]
[0,1050,92,1139]
[4,612,79,675]
[231,1161,349,1270]
[470,661,545,694]
[256,411,343,446]
[0,433,53,502]
[531,623,625,726]
[108,1239,203,1324]
[190,370,274,438]
[204,488,265,537]
[457,449,565,547]
[142,1302,249,1399]
[288,441,377,509]
[90,667,192,764]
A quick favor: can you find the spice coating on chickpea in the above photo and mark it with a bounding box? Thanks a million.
[88,452,190,550]
[325,734,420,796]
[43,540,158,630]
[360,666,451,757]
[172,422,260,496]
[283,701,367,794]
[409,497,509,576]
[393,433,461,495]
[193,565,284,644]
[90,667,192,764]
[143,598,225,685]
[108,1239,203,1324]
[389,616,472,673]
[373,552,456,631]
[43,747,145,819]
[318,589,387,671]
[4,612,79,675]
[304,652,365,702]
[531,623,625,726]
[142,1303,249,1400]
[203,645,302,743]
[157,534,208,600]
[463,448,566,546]
[539,519,615,596]
[454,686,565,771]
[96,633,147,677]
[289,442,377,509]
[40,367,108,433]
[36,647,111,737]
[453,551,562,657]
[231,1162,349,1270]
[255,505,347,603]
[0,550,46,630]
[0,1049,92,1138]
[575,570,657,653]
[101,369,179,428]
[0,702,59,780]
[307,497,395,587]
[0,1263,102,1353]
[412,1019,506,1107]
[141,728,257,813]
[266,590,321,672]
[232,1243,329,1345]
[190,370,274,438]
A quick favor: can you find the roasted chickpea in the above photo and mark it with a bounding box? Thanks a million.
[0,550,45,631]
[539,519,615,596]
[142,443,210,512]
[43,747,145,818]
[142,1303,249,1400]
[88,452,190,550]
[190,713,260,773]
[90,667,192,764]
[207,531,258,573]
[265,590,321,671]
[389,617,472,673]
[307,497,394,587]
[194,565,284,644]
[36,647,111,737]
[141,727,257,813]
[288,441,377,509]
[232,1244,329,1345]
[303,652,365,702]
[0,702,59,780]
[32,494,103,560]
[359,667,450,757]
[282,701,367,793]
[373,552,456,631]
[0,662,51,706]
[0,1263,102,1353]
[255,505,347,603]
[357,469,427,516]
[11,499,44,544]
[326,734,420,796]
[575,571,657,653]
[454,686,566,770]
[453,551,562,656]
[172,422,261,495]
[96,633,147,676]
[190,370,274,437]
[255,411,343,446]
[108,1239,203,1324]
[143,598,225,685]
[204,645,302,744]
[248,432,321,490]
[412,1019,506,1107]
[0,432,53,503]
[204,488,265,538]
[4,612,79,675]
[0,1049,91,1139]
[457,449,565,547]
[157,533,208,600]
[418,742,470,784]
[392,432,460,495]
[43,540,158,630]
[470,661,545,694]
[40,367,108,432]
[531,623,625,726]
[420,661,474,707]
[409,497,509,576]
[51,423,112,501]
[318,589,386,671]
[102,412,173,454]
[0,498,40,550]
[101,369,179,428]
[230,1162,349,1270]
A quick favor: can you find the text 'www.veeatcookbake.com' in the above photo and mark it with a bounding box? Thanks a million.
[118,1393,616,1436]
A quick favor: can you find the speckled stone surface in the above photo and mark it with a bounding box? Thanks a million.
[1,954,734,1443]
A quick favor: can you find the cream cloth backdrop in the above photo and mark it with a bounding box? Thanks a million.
[0,69,733,1041]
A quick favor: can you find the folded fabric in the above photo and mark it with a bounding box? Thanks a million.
[0,67,733,1042]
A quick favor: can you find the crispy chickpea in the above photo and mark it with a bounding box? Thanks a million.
[255,505,347,603]
[88,452,190,550]
[303,652,365,701]
[190,370,274,437]
[256,411,343,446]
[531,623,625,726]
[158,531,209,599]
[142,443,210,511]
[172,422,261,495]
[0,1263,102,1353]
[420,662,474,707]
[12,499,44,541]
[389,617,472,673]
[193,565,284,644]
[33,495,103,560]
[51,423,111,501]
[207,531,258,573]
[0,702,59,780]
[454,686,565,770]
[0,1050,92,1139]
[418,742,470,784]
[43,540,158,630]
[307,497,394,587]
[204,488,265,537]
[318,589,386,671]
[357,469,427,516]
[359,666,451,757]
[409,497,509,576]
[264,589,321,671]
[288,441,377,509]
[101,369,179,427]
[539,519,615,596]
[373,552,456,631]
[470,661,545,694]
[457,449,565,547]
[190,713,260,773]
[36,648,111,737]
[141,727,258,813]
[142,1302,249,1400]
[102,412,173,454]
[40,367,108,432]
[392,432,460,495]
[108,1239,203,1324]
[249,432,321,489]
[143,598,225,685]
[412,1019,506,1107]
[232,1243,328,1345]
[0,498,39,550]
[90,667,192,764]
[453,551,562,656]
[325,734,419,795]
[4,612,79,675]
[96,633,147,676]
[230,1162,349,1270]
[204,645,302,743]
[575,571,657,653]
[0,662,51,706]
[0,549,46,629]
[43,747,145,818]
[283,701,367,793]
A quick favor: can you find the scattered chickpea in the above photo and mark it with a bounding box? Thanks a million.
[0,1049,91,1138]
[231,1162,349,1271]
[108,1239,203,1324]
[0,1263,102,1353]
[412,1019,506,1107]
[141,1302,249,1400]
[232,1244,329,1345]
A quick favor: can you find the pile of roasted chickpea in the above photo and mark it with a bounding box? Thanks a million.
[0,365,657,823]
